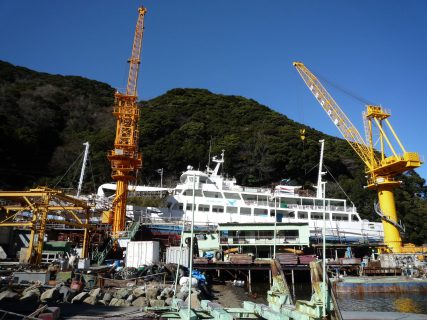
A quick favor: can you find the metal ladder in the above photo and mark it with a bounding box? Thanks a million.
[374,201,405,234]
[91,221,141,265]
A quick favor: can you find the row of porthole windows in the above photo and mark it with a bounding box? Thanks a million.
[178,203,359,221]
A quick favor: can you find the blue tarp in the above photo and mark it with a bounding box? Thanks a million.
[191,270,206,285]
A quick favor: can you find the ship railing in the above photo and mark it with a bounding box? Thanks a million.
[220,235,300,245]
[284,204,355,213]
[135,216,218,231]
[135,216,184,224]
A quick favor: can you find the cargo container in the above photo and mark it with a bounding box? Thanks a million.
[126,241,160,268]
[166,246,190,267]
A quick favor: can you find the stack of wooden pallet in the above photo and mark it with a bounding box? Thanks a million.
[276,253,298,264]
[193,257,209,264]
[298,255,317,264]
[339,258,361,265]
[229,254,253,264]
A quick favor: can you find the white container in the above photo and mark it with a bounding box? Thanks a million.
[165,246,190,268]
[179,276,198,287]
[77,258,90,269]
[126,241,160,268]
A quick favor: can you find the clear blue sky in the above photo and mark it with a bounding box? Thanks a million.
[1,1,426,180]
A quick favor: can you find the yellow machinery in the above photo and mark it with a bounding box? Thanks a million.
[293,62,422,253]
[108,7,146,237]
[0,188,91,264]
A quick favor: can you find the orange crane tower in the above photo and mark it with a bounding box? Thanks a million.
[293,62,422,253]
[108,7,147,237]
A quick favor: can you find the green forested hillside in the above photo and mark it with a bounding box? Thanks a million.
[0,60,115,190]
[0,61,426,244]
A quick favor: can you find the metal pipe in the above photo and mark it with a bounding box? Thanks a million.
[173,213,187,302]
[273,197,277,258]
[188,170,196,319]
[322,195,326,318]
[77,142,90,197]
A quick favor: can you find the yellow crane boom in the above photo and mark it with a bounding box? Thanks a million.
[293,62,377,171]
[108,7,147,237]
[293,61,422,253]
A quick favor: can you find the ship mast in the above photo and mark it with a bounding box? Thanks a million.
[316,140,326,199]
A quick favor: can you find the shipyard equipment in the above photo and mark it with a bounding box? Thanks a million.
[293,62,422,253]
[108,7,146,237]
[0,188,91,264]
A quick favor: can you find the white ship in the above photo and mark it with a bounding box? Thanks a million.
[97,145,384,243]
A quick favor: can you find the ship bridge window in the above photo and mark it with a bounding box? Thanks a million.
[226,206,238,213]
[254,208,269,216]
[278,230,299,238]
[240,207,252,215]
[212,205,224,213]
[279,201,289,208]
[284,211,295,218]
[330,200,345,210]
[302,199,315,206]
[198,204,210,212]
[332,213,348,221]
[310,212,329,220]
[298,211,308,219]
[224,192,241,200]
[178,203,183,210]
[186,204,195,210]
[183,190,202,197]
[330,200,344,207]
[272,209,291,218]
[258,230,274,239]
[315,199,326,207]
[257,195,268,206]
[199,177,207,183]
[280,198,298,206]
[204,191,223,198]
[351,214,360,222]
[242,194,257,201]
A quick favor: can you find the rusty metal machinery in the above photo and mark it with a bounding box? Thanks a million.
[107,7,147,237]
[0,187,92,264]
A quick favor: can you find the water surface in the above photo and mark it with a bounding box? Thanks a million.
[336,292,427,314]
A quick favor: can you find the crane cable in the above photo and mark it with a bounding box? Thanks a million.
[315,70,375,106]
[303,162,354,206]
[323,164,355,207]
[53,150,85,188]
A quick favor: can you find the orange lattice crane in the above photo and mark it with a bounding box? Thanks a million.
[294,62,422,253]
[108,7,147,237]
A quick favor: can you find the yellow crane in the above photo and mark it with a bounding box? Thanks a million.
[108,7,147,237]
[0,188,91,264]
[293,62,422,253]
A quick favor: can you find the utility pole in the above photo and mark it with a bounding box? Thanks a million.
[157,168,164,197]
